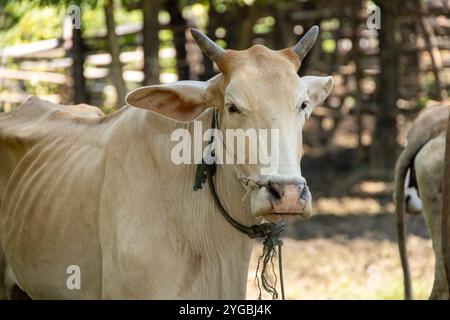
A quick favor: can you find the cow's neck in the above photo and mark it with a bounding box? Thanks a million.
[113,108,256,299]
[180,122,256,299]
[189,162,255,299]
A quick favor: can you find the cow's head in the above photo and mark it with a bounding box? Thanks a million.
[126,27,333,222]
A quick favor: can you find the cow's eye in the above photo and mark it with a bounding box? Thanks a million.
[300,102,308,110]
[228,104,239,114]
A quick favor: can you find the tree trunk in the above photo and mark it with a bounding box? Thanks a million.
[273,6,292,49]
[298,0,322,74]
[200,4,216,80]
[167,0,189,80]
[236,4,258,50]
[142,0,161,85]
[65,23,88,104]
[224,3,260,51]
[104,0,127,108]
[351,2,364,160]
[418,1,448,100]
[370,0,401,175]
[72,28,89,104]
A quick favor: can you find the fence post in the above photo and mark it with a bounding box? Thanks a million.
[63,14,88,104]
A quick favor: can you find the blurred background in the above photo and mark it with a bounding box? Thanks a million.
[0,0,449,299]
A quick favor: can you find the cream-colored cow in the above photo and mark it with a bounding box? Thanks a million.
[395,104,450,300]
[0,28,333,299]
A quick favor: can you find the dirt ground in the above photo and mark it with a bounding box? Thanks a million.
[246,148,435,300]
[247,235,433,300]
[246,197,434,300]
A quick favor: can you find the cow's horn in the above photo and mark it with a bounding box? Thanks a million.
[190,28,225,63]
[292,25,319,60]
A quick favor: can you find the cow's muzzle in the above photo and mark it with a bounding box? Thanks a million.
[238,175,313,220]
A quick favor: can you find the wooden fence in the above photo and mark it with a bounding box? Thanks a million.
[0,0,449,152]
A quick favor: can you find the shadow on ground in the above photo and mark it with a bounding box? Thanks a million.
[285,212,429,241]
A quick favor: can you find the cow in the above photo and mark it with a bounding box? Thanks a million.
[0,27,333,299]
[395,103,450,300]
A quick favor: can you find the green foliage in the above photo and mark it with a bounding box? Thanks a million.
[321,18,340,30]
[158,29,173,43]
[424,78,437,99]
[0,2,64,46]
[158,10,170,25]
[216,38,227,49]
[321,31,336,53]
[253,15,274,34]
[81,2,142,38]
[416,97,428,109]
[0,1,142,46]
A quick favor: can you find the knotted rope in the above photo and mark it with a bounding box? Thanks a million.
[194,109,286,300]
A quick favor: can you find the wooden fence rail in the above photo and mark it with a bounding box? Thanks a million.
[0,0,449,151]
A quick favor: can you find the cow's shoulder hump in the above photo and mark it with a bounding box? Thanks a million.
[0,96,105,145]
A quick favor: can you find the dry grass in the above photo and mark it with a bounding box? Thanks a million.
[244,182,435,300]
[247,236,434,300]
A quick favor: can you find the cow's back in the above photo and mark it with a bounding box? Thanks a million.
[0,97,106,298]
[0,97,104,205]
[406,104,450,146]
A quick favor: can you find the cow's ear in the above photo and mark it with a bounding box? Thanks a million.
[302,76,333,107]
[126,81,211,122]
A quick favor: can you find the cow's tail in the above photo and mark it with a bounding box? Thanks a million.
[394,126,445,300]
[394,146,415,300]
